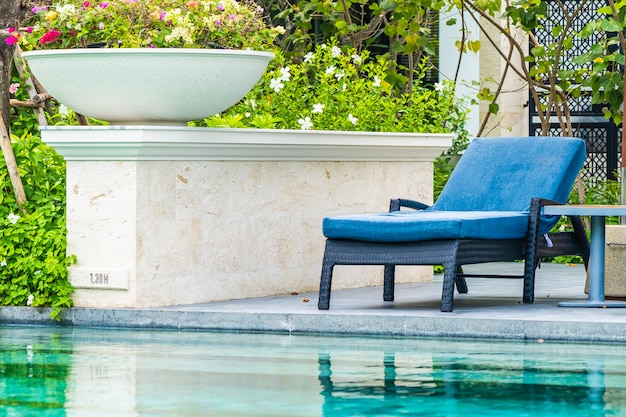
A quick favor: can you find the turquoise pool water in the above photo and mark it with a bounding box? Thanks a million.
[1,325,625,416]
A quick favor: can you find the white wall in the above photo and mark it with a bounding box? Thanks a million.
[438,8,481,138]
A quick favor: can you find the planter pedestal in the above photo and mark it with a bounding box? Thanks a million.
[41,126,452,308]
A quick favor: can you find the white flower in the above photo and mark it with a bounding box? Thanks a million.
[303,52,315,63]
[312,103,325,114]
[434,82,445,92]
[279,66,291,81]
[373,76,381,88]
[245,99,257,109]
[56,4,76,17]
[351,54,362,64]
[335,71,345,81]
[325,65,336,75]
[245,112,251,118]
[342,83,347,92]
[0,260,6,267]
[26,294,34,306]
[164,26,193,45]
[331,46,342,58]
[7,213,20,224]
[348,114,358,125]
[298,116,313,130]
[269,78,284,92]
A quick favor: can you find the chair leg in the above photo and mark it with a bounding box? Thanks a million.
[441,262,457,312]
[383,264,395,301]
[523,198,542,304]
[455,265,468,294]
[318,256,334,310]
[523,257,538,304]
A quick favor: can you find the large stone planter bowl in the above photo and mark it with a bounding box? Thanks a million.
[22,48,274,125]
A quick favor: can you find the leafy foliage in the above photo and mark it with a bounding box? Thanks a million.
[0,132,75,319]
[260,0,443,95]
[572,1,626,126]
[18,0,281,51]
[548,175,620,265]
[200,40,470,137]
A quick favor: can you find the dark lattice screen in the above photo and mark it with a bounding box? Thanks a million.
[529,0,621,184]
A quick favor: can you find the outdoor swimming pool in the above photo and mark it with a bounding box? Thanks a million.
[1,325,625,416]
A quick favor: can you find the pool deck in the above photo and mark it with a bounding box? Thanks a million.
[4,262,626,343]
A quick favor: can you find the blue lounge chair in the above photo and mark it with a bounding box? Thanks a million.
[318,136,589,312]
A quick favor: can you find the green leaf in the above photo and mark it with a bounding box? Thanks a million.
[551,26,563,37]
[531,46,546,57]
[335,20,347,30]
[579,21,597,38]
[467,40,481,52]
[600,18,624,32]
[597,5,614,14]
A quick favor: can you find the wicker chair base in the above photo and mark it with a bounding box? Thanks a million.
[318,238,526,312]
[318,198,590,312]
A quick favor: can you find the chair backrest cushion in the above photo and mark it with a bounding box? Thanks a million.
[431,136,586,212]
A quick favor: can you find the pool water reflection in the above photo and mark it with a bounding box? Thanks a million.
[0,325,625,416]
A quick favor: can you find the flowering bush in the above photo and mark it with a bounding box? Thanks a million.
[202,41,469,135]
[12,0,281,50]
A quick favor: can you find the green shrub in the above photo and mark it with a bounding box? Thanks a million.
[0,132,75,319]
[199,41,469,136]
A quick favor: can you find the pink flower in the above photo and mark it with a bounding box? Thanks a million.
[159,11,166,20]
[39,29,62,44]
[82,1,91,10]
[32,6,48,13]
[217,3,224,10]
[229,14,236,20]
[215,19,221,26]
[98,22,105,30]
[9,83,19,94]
[99,2,109,8]
[27,27,34,33]
[4,29,20,45]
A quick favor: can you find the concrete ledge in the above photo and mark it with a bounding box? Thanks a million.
[2,263,624,343]
[40,126,453,161]
[2,303,626,343]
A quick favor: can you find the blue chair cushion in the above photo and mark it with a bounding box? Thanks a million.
[322,137,586,244]
[432,137,586,212]
[323,210,535,243]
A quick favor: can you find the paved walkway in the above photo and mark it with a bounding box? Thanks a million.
[3,262,626,343]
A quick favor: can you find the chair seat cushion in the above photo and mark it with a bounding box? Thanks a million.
[323,210,537,243]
